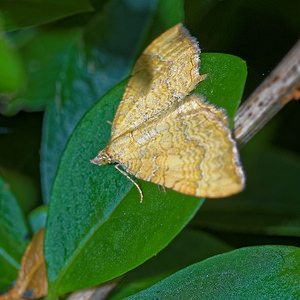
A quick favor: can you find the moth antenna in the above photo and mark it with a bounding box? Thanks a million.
[107,120,113,125]
[114,164,143,203]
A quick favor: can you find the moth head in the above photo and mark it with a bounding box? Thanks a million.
[90,150,112,166]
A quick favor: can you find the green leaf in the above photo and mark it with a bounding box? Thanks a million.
[0,0,93,31]
[44,80,203,298]
[0,167,40,214]
[193,146,300,237]
[2,28,82,115]
[44,53,246,298]
[108,229,232,300]
[0,32,24,92]
[41,0,184,204]
[127,246,300,299]
[136,0,184,52]
[28,205,48,234]
[0,175,29,292]
[195,53,247,124]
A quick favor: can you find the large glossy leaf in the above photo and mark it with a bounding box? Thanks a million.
[0,176,29,292]
[44,79,203,299]
[108,229,232,300]
[127,245,300,299]
[0,0,93,31]
[41,0,183,204]
[44,53,246,299]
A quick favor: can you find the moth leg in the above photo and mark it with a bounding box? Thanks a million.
[157,185,166,193]
[114,164,144,203]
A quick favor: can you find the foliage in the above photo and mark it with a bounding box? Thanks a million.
[0,0,299,298]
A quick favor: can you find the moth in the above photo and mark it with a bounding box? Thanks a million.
[91,23,245,202]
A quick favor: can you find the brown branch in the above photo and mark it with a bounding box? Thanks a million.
[66,278,120,300]
[234,39,300,147]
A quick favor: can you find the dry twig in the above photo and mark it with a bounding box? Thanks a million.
[234,39,300,147]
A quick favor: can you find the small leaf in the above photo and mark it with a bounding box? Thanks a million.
[45,53,246,299]
[0,32,24,92]
[0,0,93,31]
[0,167,40,214]
[0,229,47,300]
[28,205,48,234]
[0,175,29,292]
[2,28,82,115]
[195,53,247,124]
[126,246,300,299]
[136,0,184,51]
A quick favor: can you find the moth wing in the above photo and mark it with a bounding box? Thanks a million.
[108,95,244,198]
[111,23,201,139]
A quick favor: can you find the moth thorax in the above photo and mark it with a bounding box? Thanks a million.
[90,149,112,166]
